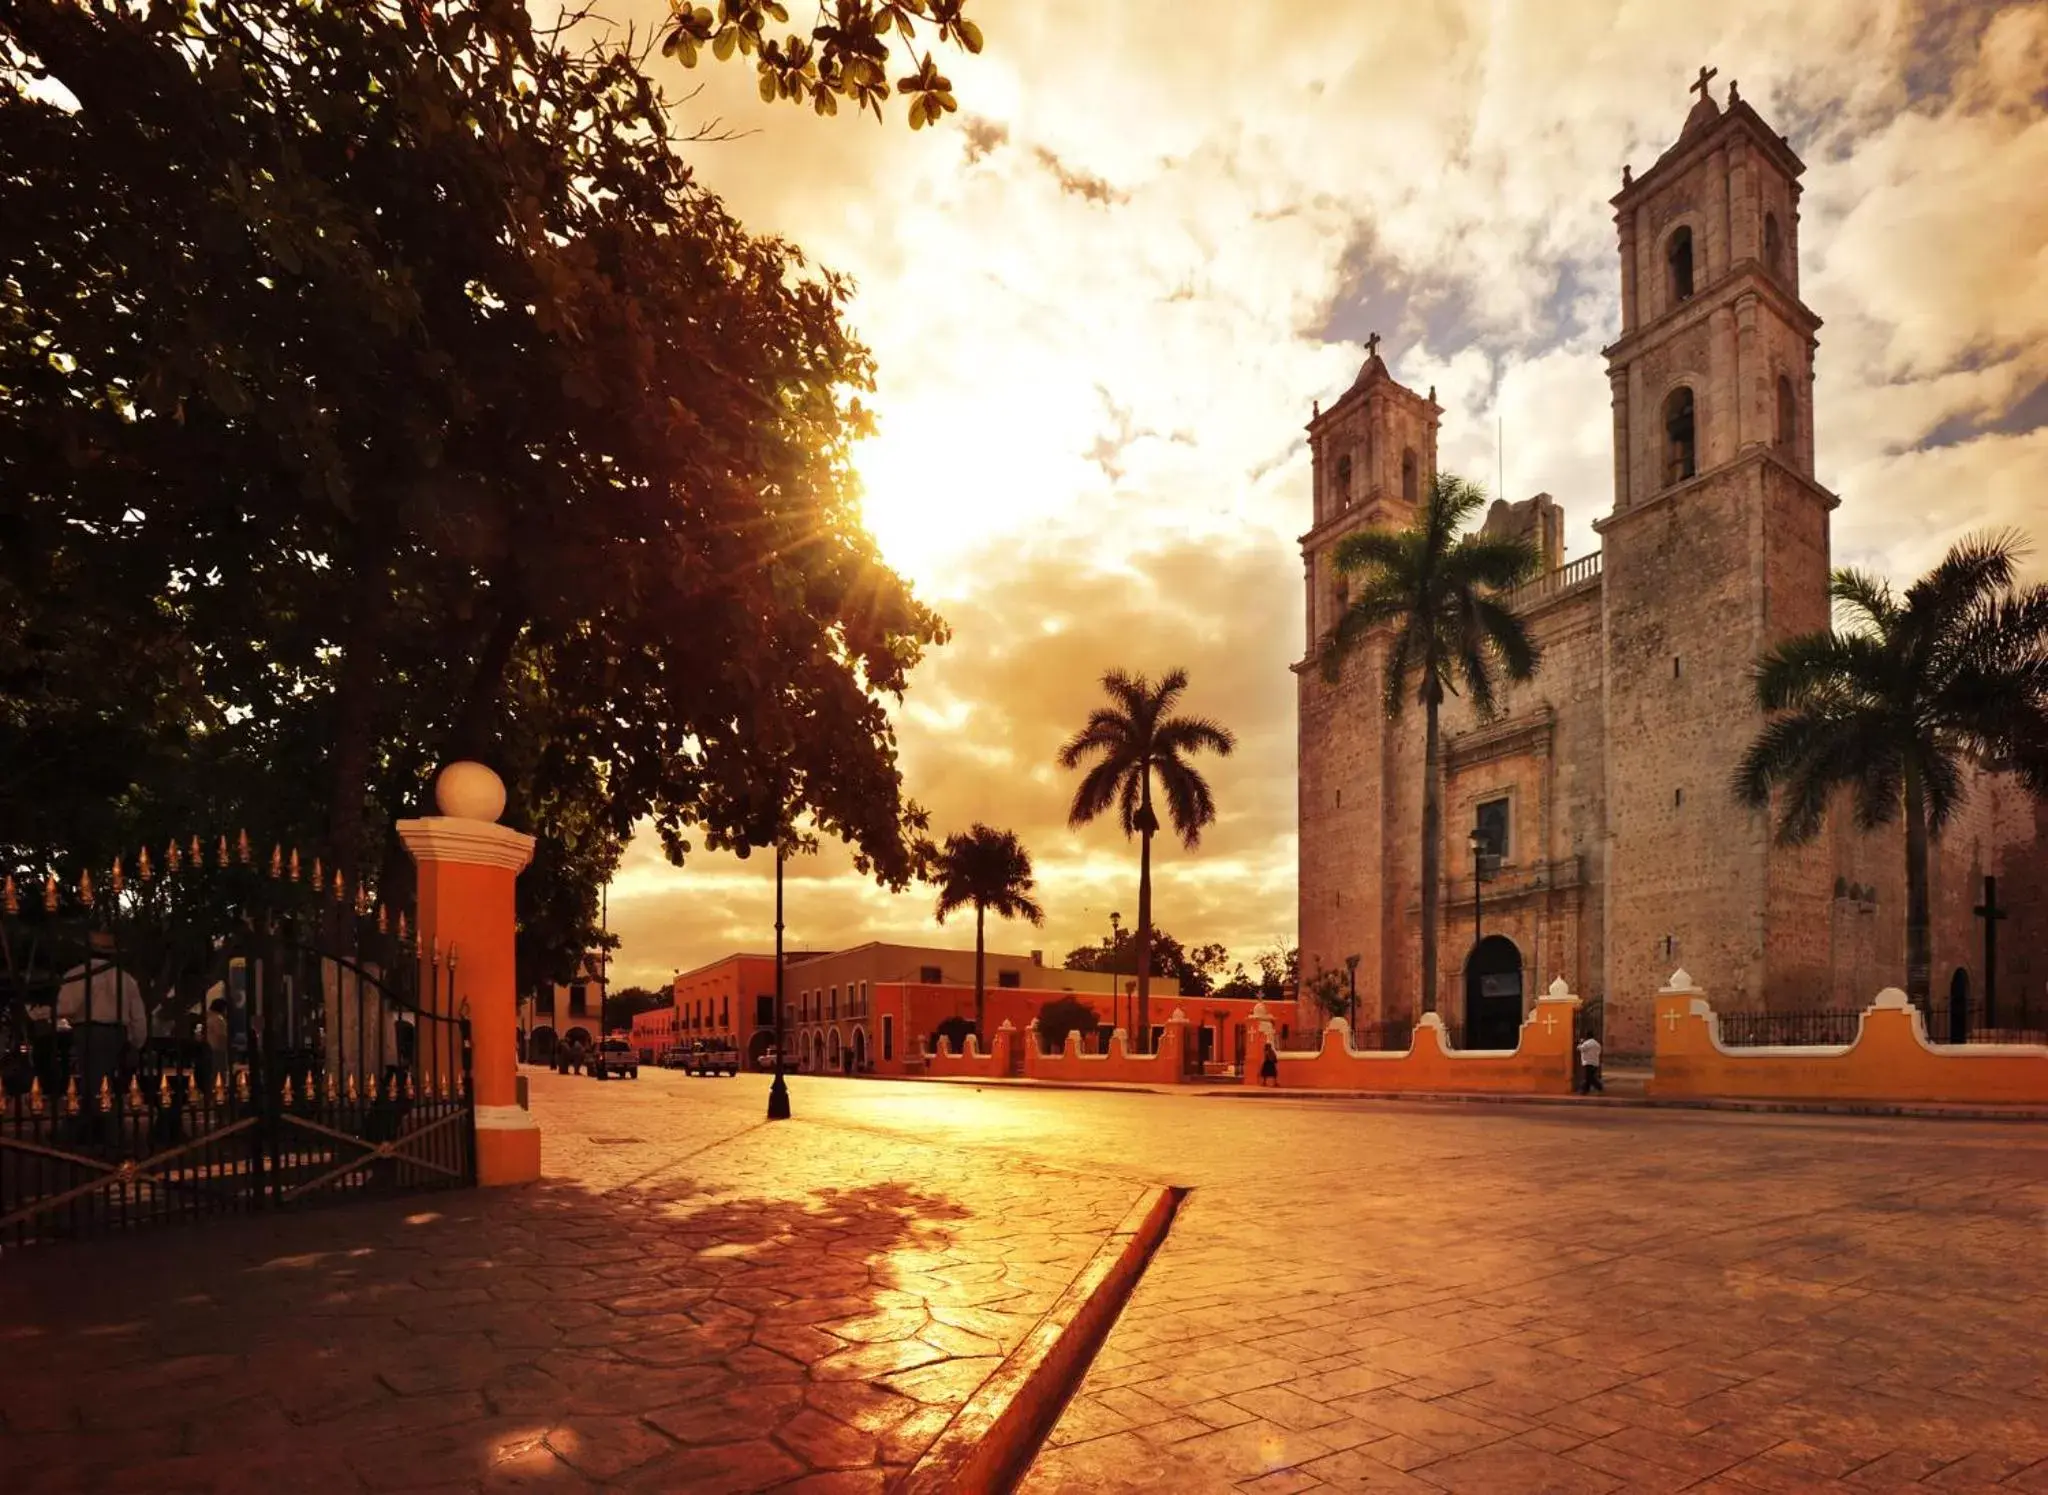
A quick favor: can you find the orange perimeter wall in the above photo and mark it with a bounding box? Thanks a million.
[1649,986,2048,1105]
[1249,994,1581,1095]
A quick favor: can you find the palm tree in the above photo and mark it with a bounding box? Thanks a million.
[1317,473,1541,1015]
[1734,534,2048,1003]
[930,824,1045,1040]
[1059,670,1235,1045]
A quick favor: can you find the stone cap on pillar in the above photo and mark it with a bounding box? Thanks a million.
[397,762,536,871]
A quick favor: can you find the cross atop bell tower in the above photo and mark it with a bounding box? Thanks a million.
[1599,66,1823,512]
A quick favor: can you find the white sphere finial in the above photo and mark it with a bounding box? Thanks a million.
[435,761,507,823]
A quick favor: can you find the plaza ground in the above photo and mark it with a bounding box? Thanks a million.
[2,1070,2045,1492]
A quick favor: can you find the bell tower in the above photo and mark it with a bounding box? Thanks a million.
[1298,336,1441,658]
[1595,68,1839,1045]
[1294,339,1440,1025]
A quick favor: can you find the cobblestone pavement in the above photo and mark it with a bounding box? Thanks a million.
[0,1067,1144,1493]
[805,1088,2048,1495]
[7,1074,2047,1493]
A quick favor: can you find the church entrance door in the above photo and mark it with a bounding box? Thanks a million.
[1464,936,1524,1051]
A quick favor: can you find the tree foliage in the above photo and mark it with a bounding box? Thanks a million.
[1734,533,2048,1001]
[1063,926,1222,997]
[1,0,945,986]
[1034,994,1098,1054]
[1318,475,1540,1013]
[928,822,1042,1035]
[1059,668,1234,1041]
[662,0,981,128]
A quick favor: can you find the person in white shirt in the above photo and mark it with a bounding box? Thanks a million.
[1576,1034,1604,1095]
[55,928,146,1118]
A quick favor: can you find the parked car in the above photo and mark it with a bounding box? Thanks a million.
[588,1039,639,1080]
[756,1046,779,1072]
[685,1040,739,1077]
[659,1049,691,1069]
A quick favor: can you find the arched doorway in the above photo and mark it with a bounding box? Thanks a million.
[852,1026,868,1072]
[827,1028,842,1072]
[1464,936,1524,1051]
[528,1026,557,1066]
[747,1029,776,1071]
[1948,967,1970,1044]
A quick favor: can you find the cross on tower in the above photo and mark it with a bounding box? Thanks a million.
[1690,65,1718,102]
[1974,875,2009,1031]
[1364,332,1382,361]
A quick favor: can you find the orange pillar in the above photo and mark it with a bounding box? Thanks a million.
[398,762,539,1187]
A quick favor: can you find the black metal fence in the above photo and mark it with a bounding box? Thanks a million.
[1342,1016,1468,1052]
[1714,1006,2048,1049]
[2,847,474,1248]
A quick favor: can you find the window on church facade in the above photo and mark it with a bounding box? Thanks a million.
[1474,797,1510,868]
[1776,375,1796,449]
[1667,226,1695,305]
[1334,453,1352,510]
[1664,387,1697,484]
[1401,448,1418,501]
[1763,212,1783,278]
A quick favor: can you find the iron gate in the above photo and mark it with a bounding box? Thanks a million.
[1,850,475,1248]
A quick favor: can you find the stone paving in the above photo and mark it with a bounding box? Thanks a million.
[6,1072,2048,1493]
[996,1098,2048,1494]
[0,1067,1144,1493]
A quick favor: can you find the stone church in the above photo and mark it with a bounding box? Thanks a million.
[1295,74,2046,1058]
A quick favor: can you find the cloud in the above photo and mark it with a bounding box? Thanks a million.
[591,0,2048,986]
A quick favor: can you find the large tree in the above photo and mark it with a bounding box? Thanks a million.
[1062,926,1222,998]
[1,0,944,982]
[1059,669,1235,1046]
[1317,475,1540,1016]
[929,823,1043,1039]
[1734,535,2048,1004]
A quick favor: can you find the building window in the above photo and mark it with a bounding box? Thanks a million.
[1673,655,1682,678]
[1667,225,1695,304]
[1401,448,1418,502]
[1334,453,1352,510]
[829,985,838,1019]
[1474,797,1510,867]
[1675,787,1685,807]
[883,1014,895,1061]
[756,994,774,1026]
[858,980,868,1014]
[720,996,729,1027]
[1763,211,1783,278]
[1776,375,1796,449]
[920,965,943,984]
[569,983,588,1016]
[1664,386,1697,484]
[998,970,1021,989]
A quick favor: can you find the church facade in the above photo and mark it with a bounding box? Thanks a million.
[1295,76,2046,1059]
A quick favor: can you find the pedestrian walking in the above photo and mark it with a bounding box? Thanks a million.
[1258,1040,1279,1088]
[1576,1033,1604,1094]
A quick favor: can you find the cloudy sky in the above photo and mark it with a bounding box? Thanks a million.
[599,0,2048,989]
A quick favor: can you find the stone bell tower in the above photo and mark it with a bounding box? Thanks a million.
[1596,68,1838,1042]
[1295,338,1441,1011]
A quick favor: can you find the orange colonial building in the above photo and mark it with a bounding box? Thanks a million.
[635,950,830,1068]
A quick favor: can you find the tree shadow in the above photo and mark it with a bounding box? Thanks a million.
[0,1168,995,1492]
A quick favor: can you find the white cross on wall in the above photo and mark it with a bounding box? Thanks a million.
[1540,1011,1558,1035]
[1664,1009,1681,1031]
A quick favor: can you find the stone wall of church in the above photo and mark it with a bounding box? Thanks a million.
[1299,578,1607,1035]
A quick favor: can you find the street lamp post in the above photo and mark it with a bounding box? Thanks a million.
[767,841,791,1121]
[1108,910,1122,1036]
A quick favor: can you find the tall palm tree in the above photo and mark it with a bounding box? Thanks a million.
[1059,670,1235,1045]
[931,824,1045,1040]
[1734,533,2048,1003]
[1317,473,1541,1015]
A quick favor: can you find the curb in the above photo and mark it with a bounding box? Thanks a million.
[902,1183,1186,1495]
[1202,1087,2048,1122]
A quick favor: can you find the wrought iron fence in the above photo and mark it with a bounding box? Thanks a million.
[1342,1016,1468,1052]
[1713,1006,2048,1049]
[1,841,474,1247]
